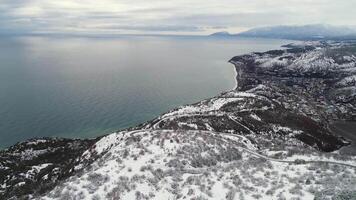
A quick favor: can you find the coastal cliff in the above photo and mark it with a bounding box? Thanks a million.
[1,41,356,199]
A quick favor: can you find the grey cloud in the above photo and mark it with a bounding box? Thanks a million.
[166,12,294,27]
[0,0,355,34]
[87,25,203,32]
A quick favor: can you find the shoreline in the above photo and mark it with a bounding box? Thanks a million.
[2,41,355,151]
[2,40,356,199]
[229,62,239,91]
[229,61,240,91]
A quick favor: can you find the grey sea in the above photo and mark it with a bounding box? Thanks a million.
[0,35,291,148]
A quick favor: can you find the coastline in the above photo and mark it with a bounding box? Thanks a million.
[229,61,240,91]
[2,40,356,199]
[2,41,355,151]
[1,40,355,152]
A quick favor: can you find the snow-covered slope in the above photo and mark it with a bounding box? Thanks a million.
[0,138,98,199]
[230,41,356,120]
[41,130,356,200]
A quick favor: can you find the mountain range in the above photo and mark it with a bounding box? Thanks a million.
[211,24,356,40]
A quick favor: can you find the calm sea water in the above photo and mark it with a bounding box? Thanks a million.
[0,35,290,148]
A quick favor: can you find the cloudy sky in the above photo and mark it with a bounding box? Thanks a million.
[0,0,355,35]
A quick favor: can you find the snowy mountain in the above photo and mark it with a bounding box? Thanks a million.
[236,24,356,40]
[1,41,356,199]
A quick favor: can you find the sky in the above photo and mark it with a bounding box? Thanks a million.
[0,0,356,35]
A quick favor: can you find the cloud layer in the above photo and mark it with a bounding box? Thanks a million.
[0,0,355,34]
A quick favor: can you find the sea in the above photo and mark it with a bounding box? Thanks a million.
[0,35,292,148]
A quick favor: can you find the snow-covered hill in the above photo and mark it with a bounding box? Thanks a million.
[42,129,356,200]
